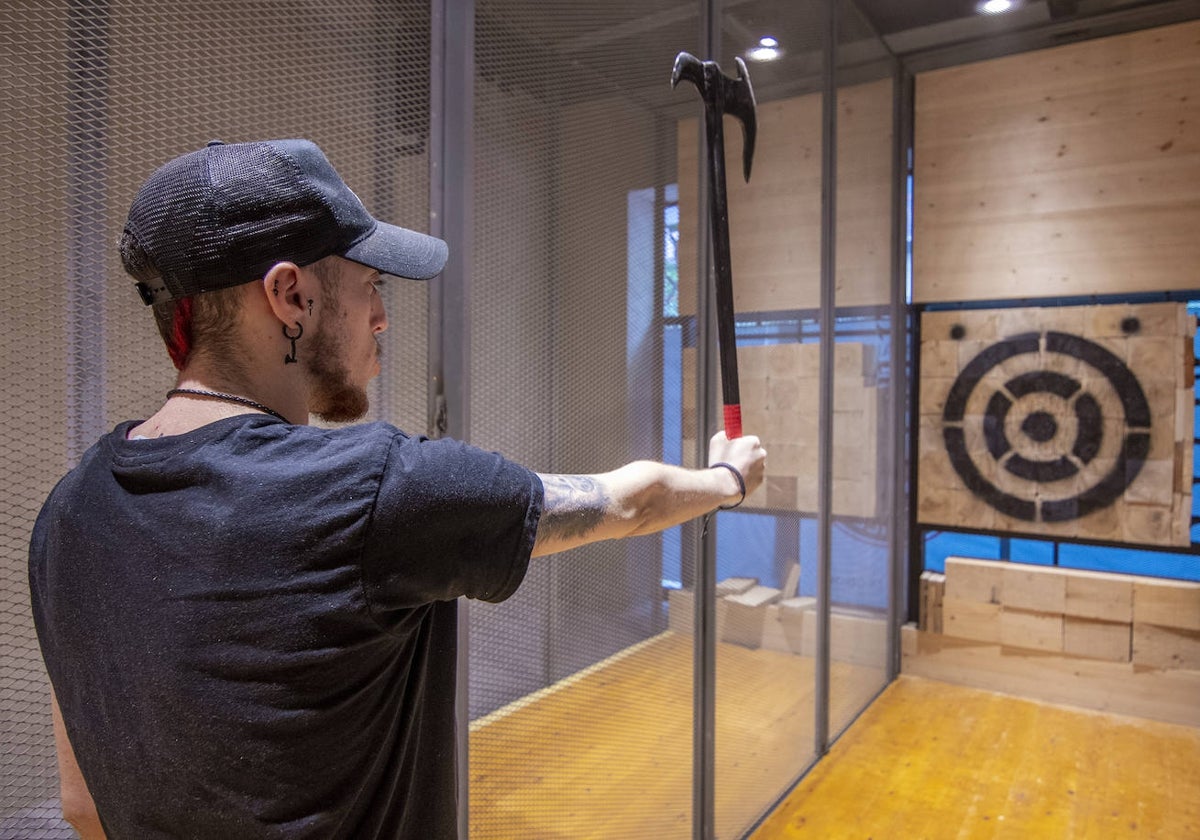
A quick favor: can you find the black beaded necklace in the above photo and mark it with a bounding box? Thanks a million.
[166,388,290,423]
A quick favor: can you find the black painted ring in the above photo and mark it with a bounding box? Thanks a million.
[941,331,1152,523]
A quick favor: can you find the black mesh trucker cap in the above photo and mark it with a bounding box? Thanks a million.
[123,139,448,305]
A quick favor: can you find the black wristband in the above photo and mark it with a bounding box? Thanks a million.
[710,462,746,510]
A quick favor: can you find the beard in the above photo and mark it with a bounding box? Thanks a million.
[304,317,372,424]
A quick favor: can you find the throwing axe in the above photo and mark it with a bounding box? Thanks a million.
[671,51,757,439]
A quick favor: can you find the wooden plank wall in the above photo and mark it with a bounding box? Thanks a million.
[676,78,893,314]
[913,19,1200,303]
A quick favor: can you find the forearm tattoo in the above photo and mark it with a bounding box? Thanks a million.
[539,474,611,542]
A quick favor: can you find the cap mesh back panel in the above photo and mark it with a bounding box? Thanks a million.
[0,2,430,834]
[468,2,701,836]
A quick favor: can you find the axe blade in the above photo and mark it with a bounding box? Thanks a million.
[727,56,756,183]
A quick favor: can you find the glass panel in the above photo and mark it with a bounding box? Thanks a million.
[708,1,826,835]
[828,0,897,741]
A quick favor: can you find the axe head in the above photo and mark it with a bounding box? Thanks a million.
[670,51,757,182]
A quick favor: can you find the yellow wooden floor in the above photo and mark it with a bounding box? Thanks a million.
[752,675,1200,840]
[469,631,885,839]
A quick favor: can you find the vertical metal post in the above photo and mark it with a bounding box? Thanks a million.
[694,1,719,836]
[431,1,474,836]
[430,0,473,446]
[887,63,914,678]
[371,1,402,421]
[902,68,922,624]
[66,0,109,462]
[814,0,838,758]
[907,303,925,623]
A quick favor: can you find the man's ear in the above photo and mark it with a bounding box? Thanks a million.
[260,262,307,326]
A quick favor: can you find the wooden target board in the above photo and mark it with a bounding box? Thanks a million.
[918,303,1194,546]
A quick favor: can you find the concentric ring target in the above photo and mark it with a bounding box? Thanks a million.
[942,331,1152,523]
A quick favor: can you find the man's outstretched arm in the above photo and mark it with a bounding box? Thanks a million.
[532,431,765,558]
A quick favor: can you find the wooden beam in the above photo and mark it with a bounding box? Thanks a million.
[1064,569,1133,623]
[1133,623,1200,669]
[1003,564,1066,615]
[944,557,1002,605]
[1063,616,1131,662]
[1133,578,1200,631]
[942,596,1001,643]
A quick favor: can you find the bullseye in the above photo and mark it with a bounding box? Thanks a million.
[1021,411,1057,443]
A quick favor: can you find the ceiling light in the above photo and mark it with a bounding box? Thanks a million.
[977,0,1019,14]
[747,36,781,62]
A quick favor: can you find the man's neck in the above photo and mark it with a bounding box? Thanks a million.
[129,365,308,439]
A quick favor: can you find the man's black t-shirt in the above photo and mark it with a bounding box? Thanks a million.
[29,416,543,839]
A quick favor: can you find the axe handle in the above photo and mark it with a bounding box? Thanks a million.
[705,106,742,439]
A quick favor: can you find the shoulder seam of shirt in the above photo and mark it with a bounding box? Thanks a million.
[354,428,411,639]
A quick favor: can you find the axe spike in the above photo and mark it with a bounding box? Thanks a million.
[670,51,704,92]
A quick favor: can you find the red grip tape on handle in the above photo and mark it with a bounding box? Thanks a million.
[723,404,742,440]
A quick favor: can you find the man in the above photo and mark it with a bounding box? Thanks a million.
[29,139,766,839]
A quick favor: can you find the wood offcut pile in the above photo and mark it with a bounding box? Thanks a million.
[668,563,887,666]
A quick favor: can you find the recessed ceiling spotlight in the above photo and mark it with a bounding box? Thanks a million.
[977,0,1020,14]
[747,35,781,62]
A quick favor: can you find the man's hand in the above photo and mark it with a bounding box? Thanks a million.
[707,430,766,505]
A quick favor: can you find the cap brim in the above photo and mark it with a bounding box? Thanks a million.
[342,221,448,281]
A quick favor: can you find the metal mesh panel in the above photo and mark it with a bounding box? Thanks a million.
[468,2,701,836]
[0,1,430,834]
[2,6,85,834]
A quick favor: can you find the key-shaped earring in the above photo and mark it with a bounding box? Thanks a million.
[283,322,303,364]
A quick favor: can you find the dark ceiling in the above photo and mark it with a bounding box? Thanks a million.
[852,0,992,34]
[478,0,1199,110]
[850,0,1198,52]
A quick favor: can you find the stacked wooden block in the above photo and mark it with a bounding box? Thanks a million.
[667,571,794,642]
[925,557,1200,668]
[918,570,944,634]
[667,564,887,667]
[680,341,879,517]
[749,599,886,667]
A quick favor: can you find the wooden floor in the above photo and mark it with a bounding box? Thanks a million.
[752,675,1200,840]
[469,631,885,839]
